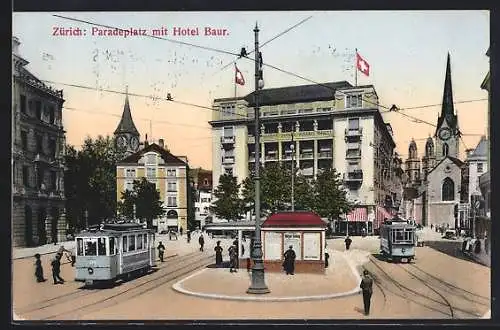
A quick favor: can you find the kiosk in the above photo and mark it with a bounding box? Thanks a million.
[261,211,327,274]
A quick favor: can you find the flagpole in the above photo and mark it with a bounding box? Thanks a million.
[354,48,358,87]
[234,62,237,98]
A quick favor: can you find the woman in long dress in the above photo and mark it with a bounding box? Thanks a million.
[214,241,223,267]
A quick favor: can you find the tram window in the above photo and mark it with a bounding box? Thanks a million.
[128,235,136,251]
[143,234,148,248]
[77,238,84,256]
[84,239,97,256]
[98,237,106,256]
[395,230,404,241]
[109,237,116,256]
[137,234,143,250]
[123,236,128,253]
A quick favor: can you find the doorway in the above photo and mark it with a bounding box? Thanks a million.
[37,208,47,245]
[51,207,59,244]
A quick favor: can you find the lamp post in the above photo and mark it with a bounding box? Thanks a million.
[290,132,295,212]
[247,22,270,294]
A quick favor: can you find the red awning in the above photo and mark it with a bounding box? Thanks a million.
[375,205,393,229]
[346,208,367,222]
[262,211,327,227]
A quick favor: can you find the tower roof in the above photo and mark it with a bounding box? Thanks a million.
[467,136,489,161]
[435,53,458,135]
[114,87,139,135]
[425,136,434,148]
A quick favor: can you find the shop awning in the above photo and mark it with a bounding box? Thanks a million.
[346,208,367,222]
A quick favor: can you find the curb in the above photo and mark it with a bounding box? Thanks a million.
[172,252,362,302]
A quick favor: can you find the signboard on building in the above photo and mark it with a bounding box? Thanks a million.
[264,232,281,260]
[303,232,321,260]
[283,232,302,260]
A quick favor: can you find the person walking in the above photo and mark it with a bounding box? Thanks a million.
[51,254,64,285]
[214,241,223,267]
[180,227,183,236]
[283,246,296,275]
[228,244,238,273]
[157,241,166,262]
[187,230,191,243]
[34,253,46,282]
[360,269,374,316]
[345,236,352,251]
[325,251,330,268]
[198,234,205,252]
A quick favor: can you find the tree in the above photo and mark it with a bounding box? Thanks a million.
[292,173,316,211]
[64,135,127,229]
[117,190,135,219]
[312,168,354,220]
[130,177,166,229]
[210,174,244,221]
[261,162,291,213]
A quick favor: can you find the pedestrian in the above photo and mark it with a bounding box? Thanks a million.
[325,251,330,268]
[430,224,433,230]
[228,244,238,273]
[283,245,296,275]
[180,227,183,236]
[51,254,64,285]
[198,234,205,251]
[345,236,352,251]
[187,230,191,243]
[157,241,166,262]
[360,270,374,315]
[214,241,223,267]
[485,233,489,255]
[34,253,46,282]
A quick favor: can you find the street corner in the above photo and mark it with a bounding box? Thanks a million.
[172,254,361,302]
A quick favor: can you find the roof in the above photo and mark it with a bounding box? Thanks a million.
[118,143,188,165]
[467,136,488,160]
[244,81,353,106]
[427,156,464,176]
[114,92,139,135]
[262,211,327,227]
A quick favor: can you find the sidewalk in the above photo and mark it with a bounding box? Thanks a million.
[172,248,370,301]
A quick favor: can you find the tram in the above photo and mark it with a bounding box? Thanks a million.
[74,222,156,286]
[379,216,416,263]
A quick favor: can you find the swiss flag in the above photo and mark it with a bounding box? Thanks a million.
[235,65,245,85]
[356,52,370,77]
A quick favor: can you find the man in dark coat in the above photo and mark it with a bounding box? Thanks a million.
[157,241,166,262]
[228,244,238,273]
[199,234,205,251]
[34,253,46,282]
[283,246,296,275]
[345,236,352,251]
[360,269,374,315]
[214,241,223,267]
[51,254,64,284]
[325,252,330,268]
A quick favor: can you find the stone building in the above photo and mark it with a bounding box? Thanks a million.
[12,37,67,247]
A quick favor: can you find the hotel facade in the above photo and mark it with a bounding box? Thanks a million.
[210,81,403,234]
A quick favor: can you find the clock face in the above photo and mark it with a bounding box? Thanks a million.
[438,127,452,141]
[117,135,127,148]
[130,136,139,151]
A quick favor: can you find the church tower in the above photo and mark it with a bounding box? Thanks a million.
[114,86,140,156]
[405,139,421,186]
[434,53,460,161]
[421,136,436,181]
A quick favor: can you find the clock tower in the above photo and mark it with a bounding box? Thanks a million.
[114,86,140,156]
[434,53,460,161]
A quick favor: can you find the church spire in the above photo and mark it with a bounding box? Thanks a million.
[114,85,139,135]
[435,53,458,136]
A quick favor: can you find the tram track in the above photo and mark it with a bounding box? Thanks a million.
[41,253,215,320]
[16,251,203,316]
[368,255,480,318]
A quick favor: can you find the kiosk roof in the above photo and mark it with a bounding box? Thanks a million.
[263,211,327,227]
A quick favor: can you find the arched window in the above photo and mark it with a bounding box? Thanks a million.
[442,143,449,157]
[442,177,454,201]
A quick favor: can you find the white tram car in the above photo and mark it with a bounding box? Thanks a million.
[379,216,416,263]
[74,223,156,286]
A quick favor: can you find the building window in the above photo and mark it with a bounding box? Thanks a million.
[442,177,454,201]
[125,180,134,191]
[221,104,236,117]
[167,181,177,192]
[49,138,56,158]
[204,179,209,186]
[35,101,42,120]
[50,171,57,190]
[346,94,362,108]
[223,126,234,137]
[20,95,26,114]
[225,167,233,176]
[477,163,483,173]
[36,134,43,154]
[167,169,176,177]
[348,118,360,131]
[442,143,449,157]
[146,167,156,178]
[37,167,44,189]
[23,166,30,187]
[49,106,55,124]
[21,131,28,150]
[167,196,177,207]
[125,168,136,178]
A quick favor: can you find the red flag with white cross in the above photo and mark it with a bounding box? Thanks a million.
[356,52,370,76]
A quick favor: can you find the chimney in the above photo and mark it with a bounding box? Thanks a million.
[12,37,20,55]
[159,139,164,148]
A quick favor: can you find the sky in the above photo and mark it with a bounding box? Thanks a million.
[12,11,490,170]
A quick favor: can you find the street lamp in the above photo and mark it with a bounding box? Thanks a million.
[247,22,270,295]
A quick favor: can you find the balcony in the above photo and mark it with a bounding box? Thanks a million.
[222,156,235,164]
[300,152,314,159]
[346,150,362,159]
[318,150,333,159]
[265,153,278,161]
[345,127,363,137]
[34,153,52,164]
[344,170,363,183]
[220,136,235,145]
